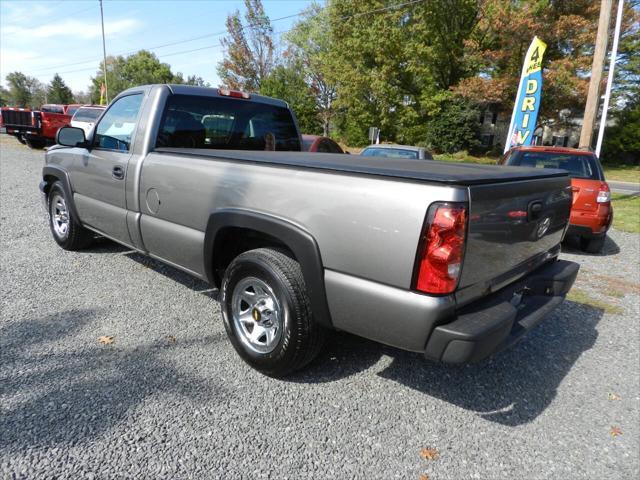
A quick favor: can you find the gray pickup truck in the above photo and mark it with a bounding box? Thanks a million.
[41,84,579,376]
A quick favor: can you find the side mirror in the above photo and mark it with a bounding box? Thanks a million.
[57,127,87,148]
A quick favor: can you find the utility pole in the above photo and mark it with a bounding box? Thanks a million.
[579,0,612,149]
[99,0,109,104]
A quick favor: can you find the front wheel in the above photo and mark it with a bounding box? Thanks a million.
[220,248,325,377]
[47,181,93,250]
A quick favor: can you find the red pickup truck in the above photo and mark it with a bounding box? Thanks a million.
[0,104,80,149]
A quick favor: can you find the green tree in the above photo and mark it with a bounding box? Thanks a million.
[217,0,274,91]
[422,93,481,154]
[6,72,33,107]
[89,50,193,103]
[285,3,336,135]
[260,64,321,134]
[601,100,640,164]
[47,73,74,104]
[325,0,479,146]
[0,85,10,106]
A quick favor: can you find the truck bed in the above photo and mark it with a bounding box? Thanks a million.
[154,148,568,186]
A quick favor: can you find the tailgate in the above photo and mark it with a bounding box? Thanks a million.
[457,176,571,303]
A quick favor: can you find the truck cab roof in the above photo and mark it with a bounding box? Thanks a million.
[117,84,290,109]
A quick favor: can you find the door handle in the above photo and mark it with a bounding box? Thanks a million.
[112,166,125,180]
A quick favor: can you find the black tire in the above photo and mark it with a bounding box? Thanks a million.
[16,135,26,145]
[580,235,606,254]
[220,248,325,377]
[47,181,93,250]
[25,137,46,149]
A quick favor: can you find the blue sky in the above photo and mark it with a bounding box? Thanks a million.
[0,0,317,92]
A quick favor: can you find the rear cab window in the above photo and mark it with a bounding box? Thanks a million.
[73,108,104,122]
[155,94,301,151]
[361,147,419,159]
[503,151,602,180]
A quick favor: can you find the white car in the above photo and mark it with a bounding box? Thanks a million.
[70,105,106,136]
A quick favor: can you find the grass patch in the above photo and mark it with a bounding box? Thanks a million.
[433,152,498,165]
[566,289,623,315]
[603,164,640,183]
[611,193,640,234]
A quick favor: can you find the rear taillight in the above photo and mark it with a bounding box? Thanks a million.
[597,182,611,203]
[414,202,468,295]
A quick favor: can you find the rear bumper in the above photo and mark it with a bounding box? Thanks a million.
[567,207,612,237]
[424,259,579,363]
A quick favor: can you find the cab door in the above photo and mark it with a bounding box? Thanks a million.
[69,93,144,245]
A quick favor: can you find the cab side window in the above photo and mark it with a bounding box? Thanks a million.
[94,94,143,152]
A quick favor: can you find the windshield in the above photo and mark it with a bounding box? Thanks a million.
[361,147,418,159]
[156,94,301,151]
[503,150,601,180]
[73,108,103,122]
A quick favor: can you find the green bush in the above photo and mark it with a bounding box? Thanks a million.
[422,96,481,154]
[601,101,640,165]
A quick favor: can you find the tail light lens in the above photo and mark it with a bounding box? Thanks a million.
[414,202,468,295]
[596,182,611,203]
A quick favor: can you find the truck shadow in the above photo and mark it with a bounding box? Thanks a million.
[0,310,225,450]
[296,300,602,427]
[78,238,218,298]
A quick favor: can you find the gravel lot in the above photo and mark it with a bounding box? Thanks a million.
[1,138,639,479]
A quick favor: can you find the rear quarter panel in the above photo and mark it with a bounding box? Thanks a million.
[138,151,467,287]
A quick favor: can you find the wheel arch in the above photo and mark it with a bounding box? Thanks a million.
[204,209,333,328]
[40,165,81,222]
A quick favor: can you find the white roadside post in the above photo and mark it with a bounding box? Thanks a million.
[595,0,624,158]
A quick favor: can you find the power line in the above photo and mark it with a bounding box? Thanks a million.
[30,0,426,81]
[30,12,308,75]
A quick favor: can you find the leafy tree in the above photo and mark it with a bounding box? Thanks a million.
[601,100,640,164]
[217,0,275,91]
[89,50,194,103]
[6,72,33,107]
[0,85,10,106]
[611,1,640,108]
[260,64,321,134]
[5,72,47,108]
[422,92,481,153]
[325,0,479,146]
[454,0,604,123]
[47,73,74,104]
[285,3,336,135]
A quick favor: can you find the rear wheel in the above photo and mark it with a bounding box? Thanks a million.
[580,235,606,254]
[16,135,26,145]
[47,181,93,250]
[220,248,325,377]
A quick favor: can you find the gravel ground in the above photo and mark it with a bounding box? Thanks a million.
[1,138,639,480]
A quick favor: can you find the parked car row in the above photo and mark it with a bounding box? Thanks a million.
[0,104,105,148]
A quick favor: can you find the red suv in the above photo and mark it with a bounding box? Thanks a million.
[501,146,612,253]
